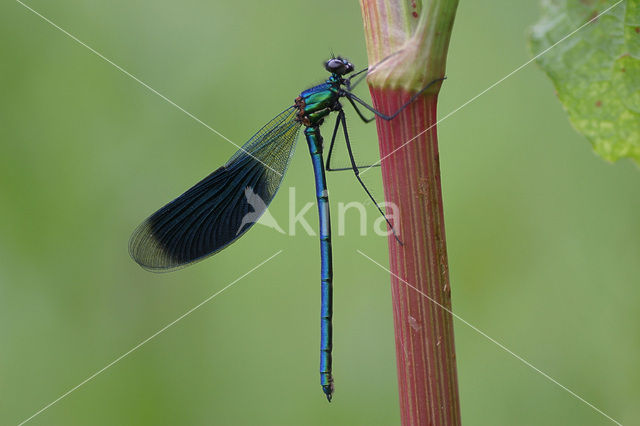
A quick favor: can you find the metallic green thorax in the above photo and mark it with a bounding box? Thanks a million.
[295,75,342,127]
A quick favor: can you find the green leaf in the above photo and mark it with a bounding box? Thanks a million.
[530,0,640,164]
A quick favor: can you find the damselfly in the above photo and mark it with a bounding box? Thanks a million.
[129,56,443,401]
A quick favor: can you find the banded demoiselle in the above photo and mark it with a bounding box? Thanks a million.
[129,56,443,401]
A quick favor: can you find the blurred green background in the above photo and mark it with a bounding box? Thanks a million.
[2,1,638,425]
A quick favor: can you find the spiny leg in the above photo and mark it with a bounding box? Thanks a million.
[346,50,406,91]
[325,112,342,172]
[338,109,402,244]
[345,67,369,91]
[344,77,446,121]
[346,96,375,123]
[326,111,380,172]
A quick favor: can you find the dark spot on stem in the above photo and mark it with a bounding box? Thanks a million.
[595,100,602,107]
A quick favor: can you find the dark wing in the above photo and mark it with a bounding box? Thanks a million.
[129,106,301,272]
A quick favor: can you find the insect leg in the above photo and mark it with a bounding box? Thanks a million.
[344,77,446,121]
[339,110,402,244]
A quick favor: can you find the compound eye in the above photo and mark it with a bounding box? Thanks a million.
[326,59,342,70]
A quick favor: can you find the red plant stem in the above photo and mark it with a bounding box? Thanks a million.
[371,87,460,426]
